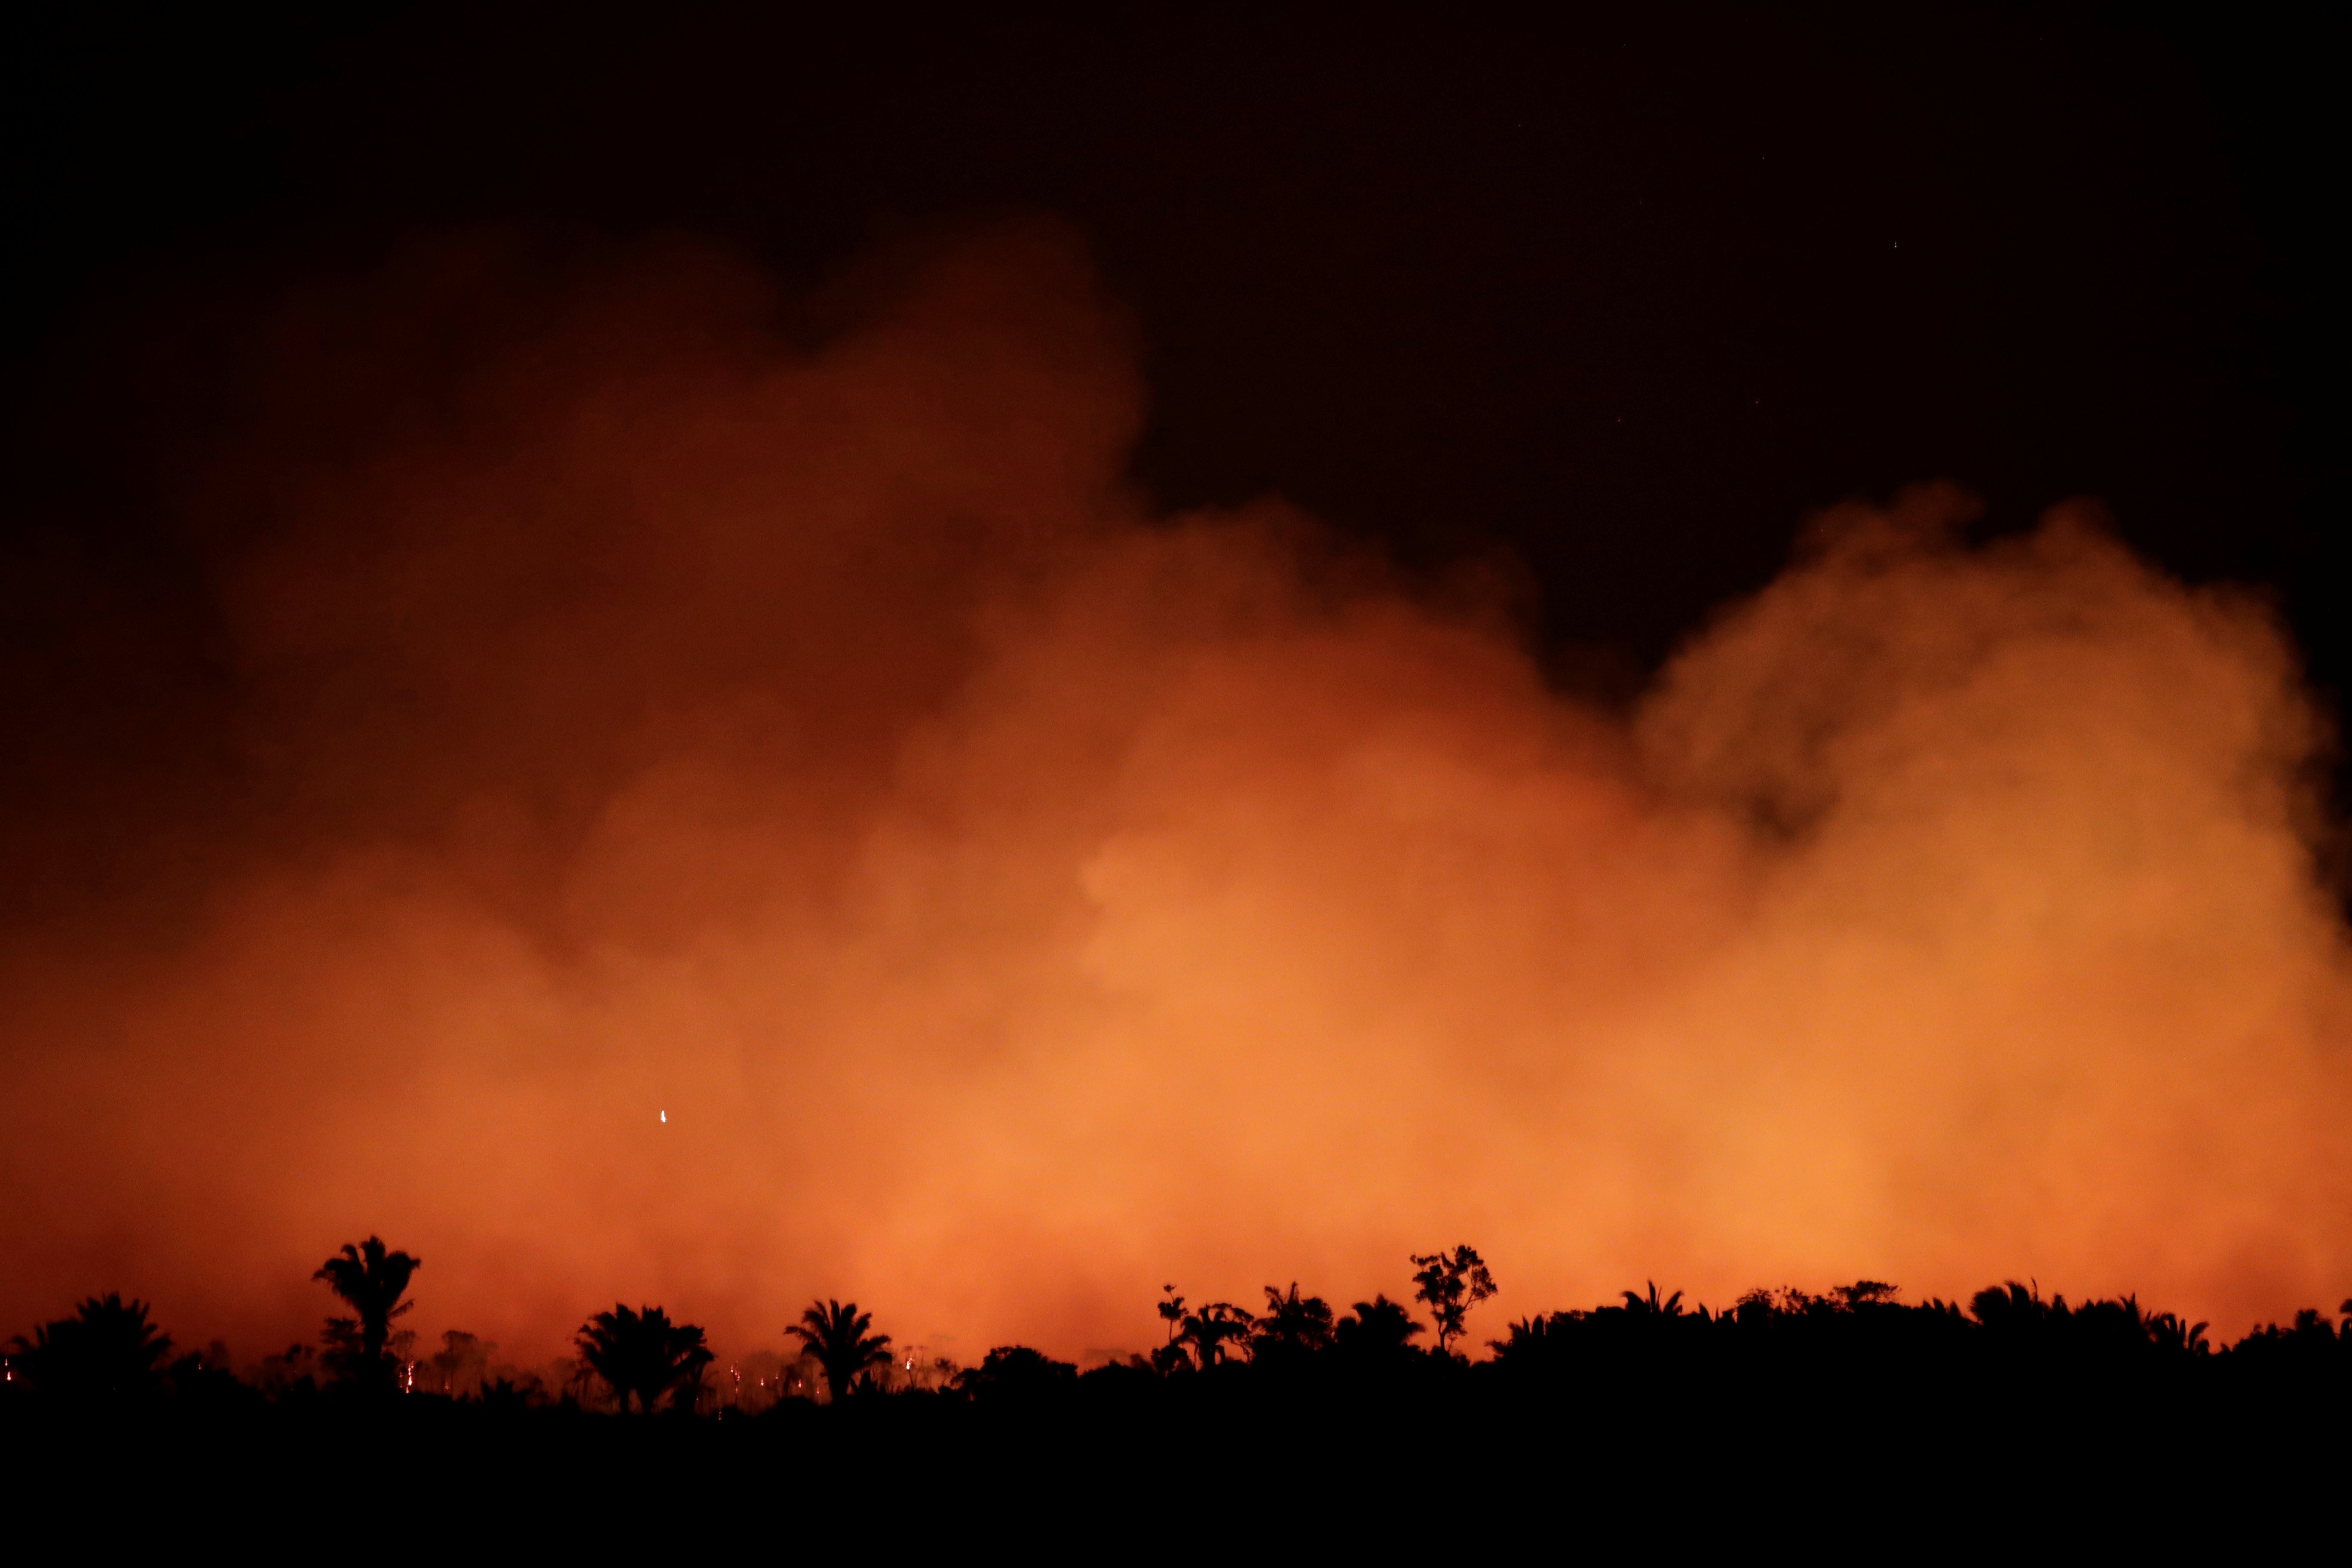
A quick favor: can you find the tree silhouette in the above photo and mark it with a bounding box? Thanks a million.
[787,1299,892,1402]
[9,1294,173,1403]
[1151,1286,1193,1374]
[1180,1301,1256,1368]
[1969,1279,2049,1332]
[477,1375,533,1411]
[428,1329,496,1397]
[1157,1285,1187,1347]
[954,1345,1078,1401]
[1621,1280,1684,1317]
[1410,1245,1497,1357]
[1486,1312,1566,1368]
[1251,1282,1336,1360]
[1830,1280,1898,1309]
[163,1340,249,1409]
[313,1236,421,1392]
[575,1305,713,1414]
[2146,1310,2211,1357]
[1334,1295,1426,1357]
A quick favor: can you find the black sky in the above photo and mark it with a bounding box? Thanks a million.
[3,5,2343,807]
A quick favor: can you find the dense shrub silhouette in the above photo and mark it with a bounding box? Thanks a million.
[954,1346,1078,1403]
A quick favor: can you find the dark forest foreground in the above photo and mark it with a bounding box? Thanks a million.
[8,1297,2348,1546]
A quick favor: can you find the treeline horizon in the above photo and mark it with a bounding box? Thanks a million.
[8,1235,2350,1417]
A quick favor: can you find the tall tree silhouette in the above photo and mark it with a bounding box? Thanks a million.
[9,1294,173,1403]
[1157,1286,1187,1347]
[427,1329,495,1397]
[788,1299,892,1402]
[313,1236,421,1391]
[575,1305,713,1414]
[1152,1286,1192,1374]
[1410,1245,1497,1358]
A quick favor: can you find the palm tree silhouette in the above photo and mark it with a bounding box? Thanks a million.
[787,1299,892,1403]
[1620,1280,1684,1317]
[1487,1312,1568,1366]
[1251,1282,1335,1359]
[313,1236,421,1391]
[1970,1279,2044,1324]
[9,1294,174,1403]
[576,1305,714,1414]
[1333,1294,1426,1357]
[1180,1301,1255,1368]
[1157,1286,1187,1347]
[2146,1311,2211,1357]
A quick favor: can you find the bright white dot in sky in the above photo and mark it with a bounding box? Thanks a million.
[659,1110,667,1124]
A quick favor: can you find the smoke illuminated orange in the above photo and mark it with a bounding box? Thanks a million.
[4,226,2347,1371]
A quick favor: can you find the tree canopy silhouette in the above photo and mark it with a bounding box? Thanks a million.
[953,1345,1078,1402]
[1151,1286,1192,1375]
[1621,1280,1684,1318]
[427,1329,496,1398]
[575,1305,713,1414]
[9,1294,173,1403]
[1334,1294,1426,1358]
[787,1299,891,1402]
[2147,1311,2212,1357]
[1179,1301,1255,1369]
[1156,1285,1186,1346]
[1252,1282,1336,1361]
[11,1239,2349,1449]
[312,1236,420,1392]
[1410,1245,1497,1358]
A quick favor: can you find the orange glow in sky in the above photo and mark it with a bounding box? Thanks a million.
[3,227,2347,1368]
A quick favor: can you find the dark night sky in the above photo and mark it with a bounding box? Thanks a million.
[3,4,2343,780]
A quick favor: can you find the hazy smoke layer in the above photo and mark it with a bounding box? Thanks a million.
[4,227,2347,1365]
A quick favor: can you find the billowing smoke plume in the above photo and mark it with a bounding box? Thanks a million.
[4,226,2347,1366]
